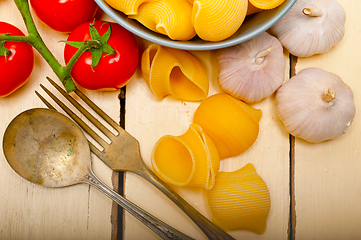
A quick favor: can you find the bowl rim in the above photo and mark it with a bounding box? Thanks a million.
[94,0,297,51]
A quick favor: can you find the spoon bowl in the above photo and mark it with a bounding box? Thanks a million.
[3,108,90,187]
[2,108,194,240]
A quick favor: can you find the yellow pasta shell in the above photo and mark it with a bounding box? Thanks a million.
[192,0,248,41]
[249,0,285,10]
[129,0,196,40]
[151,124,220,189]
[141,44,209,101]
[103,0,158,15]
[207,163,271,234]
[193,93,261,159]
[247,0,262,15]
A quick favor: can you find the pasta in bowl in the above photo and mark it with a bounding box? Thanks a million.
[94,0,296,50]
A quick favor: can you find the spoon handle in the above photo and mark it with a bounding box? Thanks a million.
[83,170,194,240]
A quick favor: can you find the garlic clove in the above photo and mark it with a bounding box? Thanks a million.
[217,31,285,104]
[276,67,356,143]
[270,0,346,57]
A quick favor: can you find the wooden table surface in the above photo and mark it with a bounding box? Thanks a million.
[1,1,360,240]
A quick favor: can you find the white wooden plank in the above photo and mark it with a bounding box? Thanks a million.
[0,2,115,239]
[124,42,291,239]
[294,0,361,239]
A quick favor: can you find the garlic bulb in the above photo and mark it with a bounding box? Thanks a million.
[270,0,346,57]
[217,31,285,104]
[276,68,355,143]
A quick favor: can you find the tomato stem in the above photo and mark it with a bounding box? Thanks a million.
[0,0,99,93]
[0,0,106,93]
[10,0,77,92]
[63,39,102,75]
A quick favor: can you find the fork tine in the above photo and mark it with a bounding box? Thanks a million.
[38,84,109,149]
[74,88,121,130]
[45,77,118,140]
[88,141,105,158]
[46,77,122,134]
[35,91,56,111]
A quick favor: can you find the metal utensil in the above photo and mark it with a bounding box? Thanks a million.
[35,77,234,240]
[2,108,193,240]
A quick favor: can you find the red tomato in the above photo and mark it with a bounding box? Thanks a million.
[64,21,139,91]
[30,0,98,32]
[0,22,34,97]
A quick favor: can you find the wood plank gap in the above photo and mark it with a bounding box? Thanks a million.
[111,87,126,240]
[288,134,296,240]
[288,54,297,240]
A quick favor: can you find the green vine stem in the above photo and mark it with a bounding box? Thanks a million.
[0,0,100,93]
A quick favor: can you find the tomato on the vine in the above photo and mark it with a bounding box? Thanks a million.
[30,0,98,32]
[64,20,139,91]
[0,22,34,97]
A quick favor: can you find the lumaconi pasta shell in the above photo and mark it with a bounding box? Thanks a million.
[129,0,196,40]
[246,0,263,15]
[103,0,158,15]
[207,163,271,234]
[249,0,285,10]
[192,0,248,41]
[151,124,220,189]
[141,44,209,101]
[193,93,261,159]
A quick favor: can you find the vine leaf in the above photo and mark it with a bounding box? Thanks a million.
[0,33,12,61]
[63,22,116,71]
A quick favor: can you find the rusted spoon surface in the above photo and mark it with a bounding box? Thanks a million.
[3,108,89,187]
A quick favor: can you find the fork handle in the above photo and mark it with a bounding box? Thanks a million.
[83,170,194,240]
[138,165,235,240]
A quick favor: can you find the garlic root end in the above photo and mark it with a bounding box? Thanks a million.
[302,7,323,17]
[254,46,274,65]
[322,88,336,102]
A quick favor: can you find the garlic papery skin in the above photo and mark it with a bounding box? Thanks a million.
[217,31,285,104]
[270,0,346,57]
[276,68,356,143]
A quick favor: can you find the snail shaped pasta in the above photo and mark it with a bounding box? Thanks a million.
[151,124,220,189]
[193,93,262,159]
[192,0,248,41]
[129,0,196,40]
[207,163,271,234]
[103,0,158,15]
[141,44,209,101]
[105,0,249,41]
[247,0,262,15]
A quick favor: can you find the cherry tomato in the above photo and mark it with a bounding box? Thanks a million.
[64,20,139,91]
[0,22,34,97]
[30,0,98,32]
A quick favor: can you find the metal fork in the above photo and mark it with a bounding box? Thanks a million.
[36,77,235,240]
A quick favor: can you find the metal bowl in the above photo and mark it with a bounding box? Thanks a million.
[94,0,296,51]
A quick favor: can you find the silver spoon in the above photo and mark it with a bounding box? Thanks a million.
[2,108,193,240]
